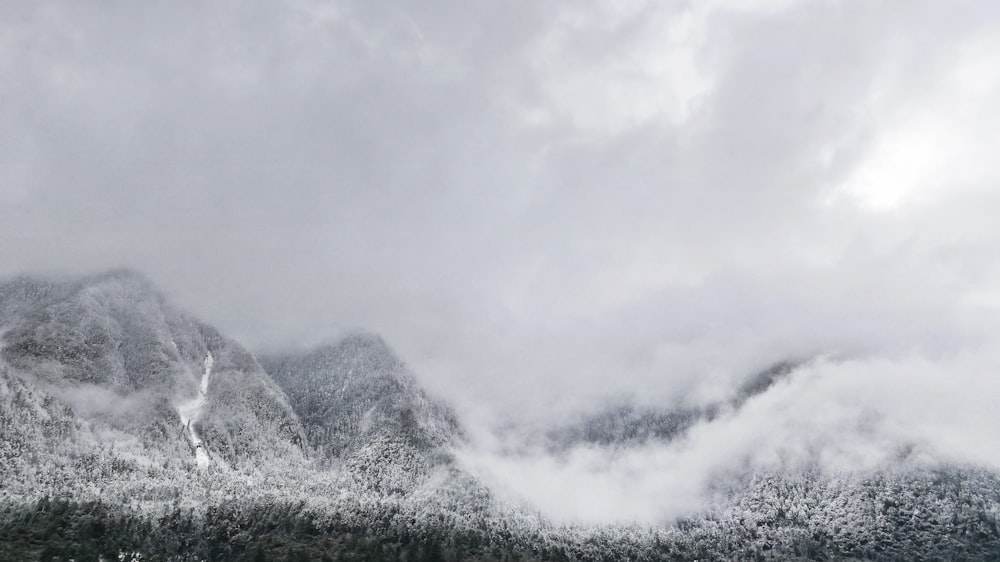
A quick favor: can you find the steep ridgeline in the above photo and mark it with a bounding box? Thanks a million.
[261,335,464,494]
[0,272,533,560]
[2,271,999,561]
[544,361,797,450]
[0,270,305,478]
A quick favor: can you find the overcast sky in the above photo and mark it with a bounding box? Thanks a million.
[3,0,1000,422]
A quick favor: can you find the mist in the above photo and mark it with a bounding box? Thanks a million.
[4,0,1000,525]
[462,347,1000,524]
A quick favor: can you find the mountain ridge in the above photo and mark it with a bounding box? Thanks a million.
[0,270,306,471]
[1,270,998,561]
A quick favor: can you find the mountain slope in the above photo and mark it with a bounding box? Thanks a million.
[542,360,798,450]
[1,270,999,561]
[0,270,305,473]
[261,334,465,497]
[263,334,461,458]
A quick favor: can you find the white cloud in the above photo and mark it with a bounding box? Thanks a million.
[4,0,1000,521]
[463,344,1000,524]
[836,32,1000,210]
[526,1,715,136]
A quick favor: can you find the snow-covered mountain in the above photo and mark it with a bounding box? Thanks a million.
[0,270,305,471]
[541,361,798,450]
[0,271,523,560]
[262,335,464,498]
[1,270,999,561]
[263,334,461,459]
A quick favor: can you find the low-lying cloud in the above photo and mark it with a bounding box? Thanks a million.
[4,0,1000,526]
[461,343,1000,524]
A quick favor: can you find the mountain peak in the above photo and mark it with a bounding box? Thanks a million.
[0,269,165,320]
[79,268,158,292]
[0,270,307,469]
[337,331,391,351]
[283,332,406,386]
[263,335,462,460]
[327,331,399,364]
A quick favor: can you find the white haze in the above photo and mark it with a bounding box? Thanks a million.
[3,0,1000,524]
[462,347,1000,524]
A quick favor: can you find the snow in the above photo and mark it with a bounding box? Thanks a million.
[177,352,214,467]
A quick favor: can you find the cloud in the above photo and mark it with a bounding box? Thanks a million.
[462,344,1000,524]
[3,0,1000,520]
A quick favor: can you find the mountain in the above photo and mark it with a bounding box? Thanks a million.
[0,271,533,560]
[262,334,464,497]
[0,270,306,474]
[542,361,798,450]
[1,270,999,561]
[262,334,462,459]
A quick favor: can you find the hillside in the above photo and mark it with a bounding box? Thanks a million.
[0,271,998,561]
